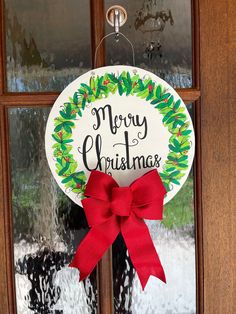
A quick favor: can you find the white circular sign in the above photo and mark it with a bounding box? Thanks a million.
[45,66,195,206]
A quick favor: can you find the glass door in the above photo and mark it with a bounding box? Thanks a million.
[0,0,203,313]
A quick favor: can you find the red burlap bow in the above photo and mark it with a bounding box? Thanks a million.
[70,169,167,289]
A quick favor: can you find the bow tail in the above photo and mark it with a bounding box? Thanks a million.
[121,214,166,290]
[70,215,120,281]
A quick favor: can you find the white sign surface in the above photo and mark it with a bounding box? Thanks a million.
[45,66,195,206]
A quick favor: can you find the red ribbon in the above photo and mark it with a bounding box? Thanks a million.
[70,169,167,289]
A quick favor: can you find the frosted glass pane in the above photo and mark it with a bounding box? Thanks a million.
[5,0,91,92]
[105,0,192,88]
[9,108,97,313]
[112,104,196,314]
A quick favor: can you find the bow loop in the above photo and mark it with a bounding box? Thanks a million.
[131,170,166,207]
[85,170,118,201]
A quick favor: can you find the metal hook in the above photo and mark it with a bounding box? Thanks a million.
[106,5,127,42]
[114,9,120,41]
[114,9,120,33]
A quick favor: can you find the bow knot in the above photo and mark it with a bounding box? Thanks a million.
[111,187,132,217]
[70,169,167,289]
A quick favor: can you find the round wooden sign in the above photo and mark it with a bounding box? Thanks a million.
[45,66,195,206]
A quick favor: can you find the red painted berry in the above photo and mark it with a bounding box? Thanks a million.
[133,82,137,87]
[58,132,62,138]
[148,84,153,91]
[103,80,110,85]
[65,157,70,162]
[76,183,81,189]
[177,131,182,137]
[164,98,169,103]
[84,93,88,99]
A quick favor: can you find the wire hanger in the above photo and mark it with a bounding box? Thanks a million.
[94,6,135,67]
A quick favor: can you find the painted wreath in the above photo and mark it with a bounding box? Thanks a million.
[52,70,192,197]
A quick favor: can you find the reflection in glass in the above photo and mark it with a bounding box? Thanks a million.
[9,108,97,313]
[105,0,192,88]
[112,104,196,313]
[5,0,91,92]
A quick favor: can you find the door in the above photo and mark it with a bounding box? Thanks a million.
[0,0,235,313]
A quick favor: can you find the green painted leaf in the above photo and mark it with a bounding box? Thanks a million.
[56,158,63,165]
[176,113,186,119]
[60,111,70,119]
[61,175,73,184]
[167,155,177,161]
[78,88,85,95]
[123,77,129,88]
[144,79,152,89]
[170,170,180,177]
[167,95,174,106]
[131,74,139,82]
[150,99,160,105]
[163,181,170,191]
[73,177,83,184]
[73,93,78,105]
[61,144,67,151]
[82,98,86,109]
[156,85,162,99]
[63,139,74,144]
[175,172,185,179]
[156,102,168,109]
[118,83,123,96]
[81,83,93,95]
[173,138,181,148]
[174,99,181,110]
[138,89,149,99]
[162,110,174,123]
[173,120,185,129]
[90,77,95,90]
[160,173,169,180]
[180,145,190,152]
[52,134,61,143]
[127,72,132,84]
[108,74,119,83]
[160,93,171,100]
[65,103,72,115]
[126,86,132,95]
[180,122,190,131]
[100,85,108,93]
[178,155,188,162]
[54,124,63,132]
[177,163,188,168]
[146,92,153,101]
[169,144,180,153]
[138,79,144,91]
[181,130,192,136]
[77,109,82,117]
[166,167,176,172]
[64,121,74,127]
[95,87,100,98]
[171,179,180,185]
[58,162,70,176]
[63,124,72,133]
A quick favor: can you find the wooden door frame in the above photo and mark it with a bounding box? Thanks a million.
[200,0,236,313]
[0,0,235,313]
